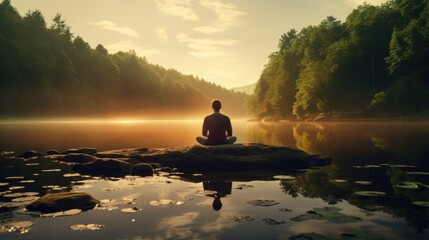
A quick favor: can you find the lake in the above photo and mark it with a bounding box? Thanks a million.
[1,120,429,239]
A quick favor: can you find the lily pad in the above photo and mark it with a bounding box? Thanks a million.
[42,209,82,217]
[9,186,25,190]
[364,165,381,168]
[396,181,427,189]
[232,215,255,223]
[0,221,33,234]
[42,169,62,172]
[332,179,347,183]
[0,182,10,187]
[63,173,81,177]
[149,199,174,206]
[355,191,386,197]
[70,223,104,231]
[355,181,372,185]
[11,196,40,203]
[279,208,292,212]
[340,232,385,239]
[121,207,142,213]
[289,233,329,240]
[19,180,35,183]
[291,207,362,223]
[273,175,296,180]
[406,171,429,175]
[262,218,285,225]
[235,184,254,190]
[412,201,429,207]
[5,176,25,180]
[247,199,279,207]
[3,192,39,198]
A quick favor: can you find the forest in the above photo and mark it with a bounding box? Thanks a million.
[0,0,247,118]
[248,0,429,119]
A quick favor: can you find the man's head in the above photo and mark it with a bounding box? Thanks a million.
[212,99,221,112]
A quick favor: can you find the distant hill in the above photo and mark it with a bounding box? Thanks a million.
[232,83,256,95]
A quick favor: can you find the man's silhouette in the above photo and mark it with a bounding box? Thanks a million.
[196,99,237,145]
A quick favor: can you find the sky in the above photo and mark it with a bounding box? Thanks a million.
[12,0,387,89]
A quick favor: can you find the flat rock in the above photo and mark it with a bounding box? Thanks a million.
[101,143,331,173]
[26,192,99,213]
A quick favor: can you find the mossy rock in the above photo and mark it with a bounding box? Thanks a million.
[26,192,99,213]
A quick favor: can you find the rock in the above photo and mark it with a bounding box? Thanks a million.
[61,153,98,164]
[46,149,59,155]
[63,147,97,155]
[26,192,99,213]
[72,159,131,177]
[131,163,154,176]
[18,150,41,158]
[131,143,331,173]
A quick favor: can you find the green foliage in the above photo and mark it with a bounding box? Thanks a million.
[249,0,429,119]
[0,1,247,117]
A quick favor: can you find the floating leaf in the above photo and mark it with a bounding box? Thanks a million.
[232,216,255,223]
[273,175,296,180]
[70,224,104,231]
[42,209,82,217]
[291,207,362,223]
[121,207,142,213]
[9,186,25,190]
[340,232,385,240]
[5,176,25,180]
[355,191,386,197]
[279,208,292,212]
[396,181,423,189]
[289,233,329,240]
[42,169,62,172]
[63,173,81,177]
[25,163,39,166]
[355,181,372,185]
[149,199,174,206]
[412,201,429,207]
[406,171,429,175]
[0,182,9,187]
[262,218,285,225]
[0,221,33,234]
[19,180,35,183]
[74,184,93,189]
[332,179,347,183]
[247,199,279,207]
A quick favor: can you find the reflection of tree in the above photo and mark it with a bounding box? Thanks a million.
[280,163,429,234]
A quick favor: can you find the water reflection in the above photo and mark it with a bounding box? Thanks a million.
[203,181,232,211]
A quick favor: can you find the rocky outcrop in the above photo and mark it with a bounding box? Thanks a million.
[26,192,99,213]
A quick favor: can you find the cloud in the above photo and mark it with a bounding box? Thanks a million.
[176,32,238,58]
[89,20,140,37]
[346,0,388,6]
[194,0,244,34]
[105,40,159,57]
[156,0,199,20]
[158,212,200,239]
[155,27,168,41]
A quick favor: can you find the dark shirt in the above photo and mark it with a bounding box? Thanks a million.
[202,112,232,145]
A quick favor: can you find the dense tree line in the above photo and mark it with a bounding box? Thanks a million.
[249,0,429,119]
[0,0,247,118]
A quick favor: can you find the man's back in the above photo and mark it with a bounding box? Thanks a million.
[203,112,232,145]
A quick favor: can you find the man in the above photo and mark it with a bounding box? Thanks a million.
[196,99,237,145]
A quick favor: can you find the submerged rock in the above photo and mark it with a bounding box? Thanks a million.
[18,150,41,159]
[63,147,97,155]
[131,163,154,176]
[26,192,99,213]
[72,159,131,177]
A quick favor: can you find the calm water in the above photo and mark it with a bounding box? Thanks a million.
[1,120,429,239]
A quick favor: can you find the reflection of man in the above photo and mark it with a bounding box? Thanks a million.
[203,181,232,211]
[196,99,237,145]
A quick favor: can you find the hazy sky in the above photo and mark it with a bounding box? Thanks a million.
[13,0,387,88]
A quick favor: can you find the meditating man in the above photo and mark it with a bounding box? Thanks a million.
[196,99,237,145]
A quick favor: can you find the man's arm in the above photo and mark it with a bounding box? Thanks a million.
[226,117,232,137]
[202,117,208,137]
